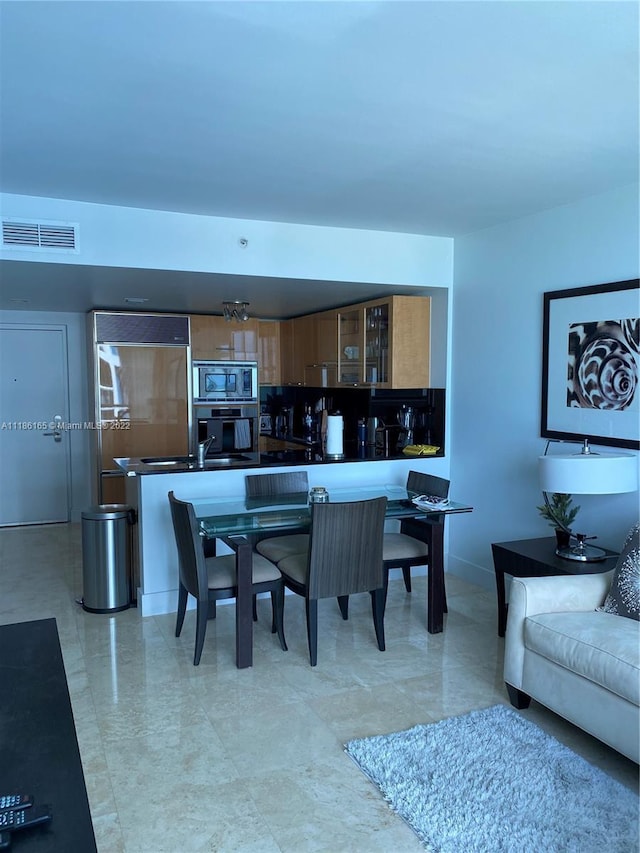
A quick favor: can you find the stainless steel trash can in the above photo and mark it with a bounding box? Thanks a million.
[81,504,135,613]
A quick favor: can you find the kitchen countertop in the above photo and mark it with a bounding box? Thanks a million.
[114,453,261,475]
[115,438,440,475]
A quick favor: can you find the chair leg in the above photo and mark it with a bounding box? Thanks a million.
[175,583,188,637]
[371,588,386,652]
[382,569,389,609]
[253,594,258,622]
[305,598,319,666]
[272,584,288,652]
[402,566,412,593]
[443,584,448,614]
[194,600,208,666]
[337,595,349,620]
[208,599,216,619]
[270,590,276,633]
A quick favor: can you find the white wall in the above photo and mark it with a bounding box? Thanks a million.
[0,309,91,520]
[0,192,453,287]
[449,182,640,589]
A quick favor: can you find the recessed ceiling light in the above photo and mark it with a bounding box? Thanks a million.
[124,297,149,304]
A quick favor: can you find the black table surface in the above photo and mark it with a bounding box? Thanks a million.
[492,536,619,576]
[0,618,96,852]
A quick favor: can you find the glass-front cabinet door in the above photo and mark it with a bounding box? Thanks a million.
[365,302,389,385]
[335,295,429,387]
[337,307,361,384]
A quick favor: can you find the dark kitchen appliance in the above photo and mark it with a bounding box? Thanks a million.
[192,360,258,404]
[195,405,258,456]
[397,405,415,447]
[259,414,273,435]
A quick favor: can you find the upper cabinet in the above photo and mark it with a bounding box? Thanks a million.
[190,315,258,361]
[277,296,430,389]
[314,308,338,365]
[277,310,338,386]
[337,296,430,389]
[279,315,317,385]
[258,320,281,385]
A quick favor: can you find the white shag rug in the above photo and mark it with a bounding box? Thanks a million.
[344,704,639,853]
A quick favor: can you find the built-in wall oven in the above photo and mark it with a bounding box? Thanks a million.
[191,360,259,457]
[194,405,258,456]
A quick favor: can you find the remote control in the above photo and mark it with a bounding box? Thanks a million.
[0,794,33,813]
[0,805,51,831]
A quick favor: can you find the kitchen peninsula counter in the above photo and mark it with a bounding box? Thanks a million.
[115,438,441,478]
[123,449,447,617]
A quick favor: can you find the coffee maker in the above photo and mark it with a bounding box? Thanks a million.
[397,405,415,447]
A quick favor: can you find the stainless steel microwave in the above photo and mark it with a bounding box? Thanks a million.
[192,360,258,404]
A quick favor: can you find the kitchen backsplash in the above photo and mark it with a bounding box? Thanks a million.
[259,386,445,454]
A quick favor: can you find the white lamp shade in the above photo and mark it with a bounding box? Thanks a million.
[539,452,639,495]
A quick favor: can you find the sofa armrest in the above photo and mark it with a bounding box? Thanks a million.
[503,570,613,690]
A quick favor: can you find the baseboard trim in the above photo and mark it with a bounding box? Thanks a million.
[447,554,494,591]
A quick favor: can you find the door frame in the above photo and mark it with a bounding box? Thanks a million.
[0,322,72,525]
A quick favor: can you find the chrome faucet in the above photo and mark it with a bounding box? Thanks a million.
[197,435,216,467]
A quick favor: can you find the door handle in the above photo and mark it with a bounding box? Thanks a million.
[44,415,63,442]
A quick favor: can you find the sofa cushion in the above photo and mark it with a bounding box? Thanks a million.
[601,522,639,621]
[524,611,640,705]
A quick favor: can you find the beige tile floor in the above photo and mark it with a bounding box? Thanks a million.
[1,522,637,852]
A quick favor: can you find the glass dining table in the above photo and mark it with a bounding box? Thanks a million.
[194,485,473,668]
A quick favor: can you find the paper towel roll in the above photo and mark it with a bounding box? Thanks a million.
[326,414,344,456]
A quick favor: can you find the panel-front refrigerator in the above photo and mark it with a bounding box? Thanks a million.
[89,312,191,504]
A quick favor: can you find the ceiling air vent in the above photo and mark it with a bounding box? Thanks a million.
[2,219,78,253]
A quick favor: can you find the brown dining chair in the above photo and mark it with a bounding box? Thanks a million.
[245,471,311,563]
[277,497,387,666]
[383,471,450,607]
[168,491,287,665]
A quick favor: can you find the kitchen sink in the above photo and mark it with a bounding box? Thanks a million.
[203,454,255,465]
[141,455,197,465]
[140,454,256,467]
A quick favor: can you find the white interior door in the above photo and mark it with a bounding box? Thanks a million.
[0,326,71,525]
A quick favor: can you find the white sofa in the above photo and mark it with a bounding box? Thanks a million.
[504,570,640,763]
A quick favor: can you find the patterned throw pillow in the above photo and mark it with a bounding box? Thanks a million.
[601,523,640,621]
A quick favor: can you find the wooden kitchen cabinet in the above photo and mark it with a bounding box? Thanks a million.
[273,295,430,389]
[190,314,258,361]
[293,315,317,384]
[337,296,430,388]
[337,306,361,384]
[279,319,295,384]
[277,310,337,385]
[278,315,316,385]
[258,320,281,385]
[314,308,338,364]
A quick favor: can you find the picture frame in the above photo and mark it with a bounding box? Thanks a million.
[541,279,639,450]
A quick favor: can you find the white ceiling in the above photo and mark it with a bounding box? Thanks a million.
[0,1,638,316]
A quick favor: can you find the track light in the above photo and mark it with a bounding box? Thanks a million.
[222,301,250,322]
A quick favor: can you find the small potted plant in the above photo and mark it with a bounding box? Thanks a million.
[537,493,580,548]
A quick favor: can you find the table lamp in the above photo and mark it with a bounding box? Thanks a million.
[538,439,638,562]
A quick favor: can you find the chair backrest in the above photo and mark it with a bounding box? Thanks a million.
[245,471,309,499]
[407,471,450,499]
[307,497,387,600]
[168,491,208,601]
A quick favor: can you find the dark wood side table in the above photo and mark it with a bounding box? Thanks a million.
[491,537,618,637]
